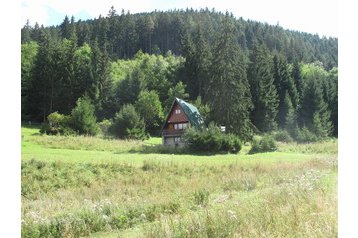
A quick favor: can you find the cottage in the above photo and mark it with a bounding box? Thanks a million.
[161,98,204,145]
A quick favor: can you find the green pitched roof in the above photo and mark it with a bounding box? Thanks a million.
[175,98,204,129]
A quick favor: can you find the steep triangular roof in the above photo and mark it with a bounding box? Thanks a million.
[161,98,204,132]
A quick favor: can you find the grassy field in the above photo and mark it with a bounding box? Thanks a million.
[21,126,337,237]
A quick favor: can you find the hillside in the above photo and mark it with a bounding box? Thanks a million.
[21,8,338,140]
[22,8,337,69]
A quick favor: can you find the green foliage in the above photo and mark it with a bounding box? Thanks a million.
[184,123,242,153]
[164,81,189,113]
[21,41,39,120]
[110,104,148,140]
[97,119,112,135]
[296,127,319,143]
[71,96,99,135]
[273,55,299,128]
[40,112,73,135]
[249,135,277,154]
[205,14,253,141]
[272,130,293,143]
[21,9,338,145]
[248,42,278,132]
[298,63,332,138]
[193,96,211,125]
[135,90,164,132]
[192,189,210,206]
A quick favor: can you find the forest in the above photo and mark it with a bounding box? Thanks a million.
[21,7,338,141]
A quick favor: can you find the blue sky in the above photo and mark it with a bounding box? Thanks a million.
[21,0,338,37]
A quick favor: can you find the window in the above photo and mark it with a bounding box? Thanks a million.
[175,109,181,114]
[174,123,189,130]
[174,137,181,143]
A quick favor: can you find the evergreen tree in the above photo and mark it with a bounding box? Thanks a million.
[21,41,39,120]
[110,104,147,140]
[284,92,298,137]
[70,96,99,135]
[205,13,253,141]
[28,29,54,121]
[21,20,32,43]
[327,67,338,136]
[292,61,303,97]
[182,26,212,99]
[248,42,278,132]
[298,71,332,138]
[273,55,299,128]
[60,15,72,39]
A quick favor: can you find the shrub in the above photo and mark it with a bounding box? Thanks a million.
[249,135,277,154]
[296,127,319,143]
[40,112,73,135]
[71,96,99,135]
[272,130,293,143]
[109,104,148,140]
[184,123,241,153]
[98,119,112,135]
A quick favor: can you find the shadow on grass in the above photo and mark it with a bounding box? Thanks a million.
[127,144,238,156]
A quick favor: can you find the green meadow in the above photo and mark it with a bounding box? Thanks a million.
[21,126,337,237]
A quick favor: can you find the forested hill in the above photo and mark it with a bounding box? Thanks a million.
[22,7,337,69]
[21,8,338,140]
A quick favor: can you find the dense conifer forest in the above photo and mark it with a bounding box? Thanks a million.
[21,7,338,140]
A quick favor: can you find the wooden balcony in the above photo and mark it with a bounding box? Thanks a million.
[161,129,185,136]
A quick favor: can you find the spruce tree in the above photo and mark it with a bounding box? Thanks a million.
[273,55,299,128]
[248,42,278,132]
[299,74,332,138]
[70,96,99,135]
[205,13,253,141]
[284,92,298,137]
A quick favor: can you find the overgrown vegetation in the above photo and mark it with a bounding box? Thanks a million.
[184,124,242,153]
[21,127,337,237]
[249,135,278,154]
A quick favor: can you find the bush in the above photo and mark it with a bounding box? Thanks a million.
[272,130,293,143]
[98,119,112,135]
[184,123,241,153]
[40,112,74,135]
[249,135,277,154]
[109,104,148,140]
[296,127,319,143]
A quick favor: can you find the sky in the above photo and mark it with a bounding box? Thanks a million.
[21,0,338,38]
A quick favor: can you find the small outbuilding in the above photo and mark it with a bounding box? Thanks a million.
[161,98,204,145]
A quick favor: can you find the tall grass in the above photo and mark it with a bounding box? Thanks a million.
[21,126,338,237]
[22,156,337,237]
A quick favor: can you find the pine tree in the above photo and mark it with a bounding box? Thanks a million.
[205,13,253,141]
[248,42,278,132]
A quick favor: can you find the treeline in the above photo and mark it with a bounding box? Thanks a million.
[22,7,337,69]
[21,10,338,141]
